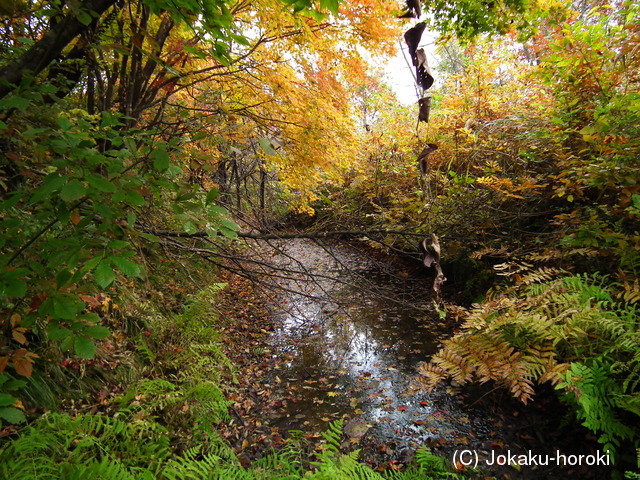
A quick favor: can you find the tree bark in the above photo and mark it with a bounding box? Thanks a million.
[0,0,118,100]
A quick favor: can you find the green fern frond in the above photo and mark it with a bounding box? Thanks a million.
[418,272,640,456]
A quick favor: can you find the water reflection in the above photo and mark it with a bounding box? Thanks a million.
[266,239,493,452]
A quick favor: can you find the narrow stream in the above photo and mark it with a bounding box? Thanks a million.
[263,239,495,463]
[230,238,608,479]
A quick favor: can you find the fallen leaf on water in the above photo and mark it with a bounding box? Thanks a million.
[454,436,469,446]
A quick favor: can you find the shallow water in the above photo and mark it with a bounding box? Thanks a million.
[263,239,495,457]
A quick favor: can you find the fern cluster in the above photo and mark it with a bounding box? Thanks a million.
[0,415,465,480]
[418,272,640,459]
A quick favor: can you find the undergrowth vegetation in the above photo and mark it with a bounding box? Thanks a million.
[0,285,463,480]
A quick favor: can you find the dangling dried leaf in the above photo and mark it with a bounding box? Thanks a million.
[418,96,431,123]
[419,234,446,295]
[433,263,446,295]
[417,143,437,175]
[420,234,440,268]
[397,0,421,18]
[404,23,426,67]
[415,49,434,90]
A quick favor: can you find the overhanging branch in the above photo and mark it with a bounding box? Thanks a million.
[141,228,427,240]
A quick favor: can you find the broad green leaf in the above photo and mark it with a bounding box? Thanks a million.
[94,261,116,288]
[3,279,26,298]
[320,0,339,14]
[61,336,74,352]
[74,336,96,359]
[87,174,117,193]
[82,256,102,272]
[57,117,73,130]
[84,325,110,339]
[30,173,68,203]
[219,227,238,240]
[60,179,86,202]
[0,407,26,424]
[51,295,85,320]
[0,377,27,391]
[205,188,219,205]
[0,393,17,407]
[208,205,229,217]
[76,10,93,26]
[56,269,72,289]
[110,256,143,278]
[151,147,170,171]
[219,218,239,231]
[48,325,71,341]
[0,96,30,111]
[124,190,145,206]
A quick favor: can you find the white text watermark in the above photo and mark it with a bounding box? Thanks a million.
[452,449,611,469]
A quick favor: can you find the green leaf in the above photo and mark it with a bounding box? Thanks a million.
[3,278,27,298]
[94,260,116,288]
[124,190,145,206]
[31,173,68,203]
[205,188,219,205]
[60,179,86,202]
[61,336,74,352]
[0,393,17,407]
[208,205,229,217]
[0,96,30,111]
[87,174,117,193]
[84,325,110,339]
[138,232,160,243]
[320,0,339,14]
[110,256,143,278]
[0,407,26,424]
[57,116,73,131]
[106,240,129,249]
[82,256,102,272]
[219,218,239,231]
[0,378,27,391]
[219,227,238,240]
[151,147,170,171]
[51,295,86,320]
[48,325,71,341]
[257,137,277,156]
[76,10,93,26]
[56,269,72,289]
[74,336,96,359]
